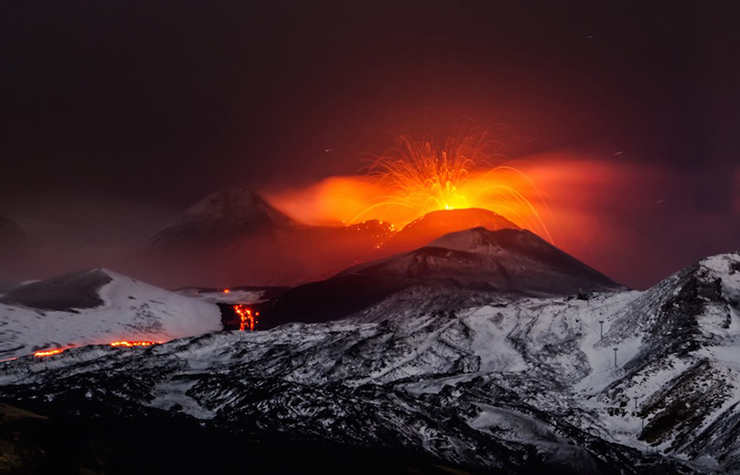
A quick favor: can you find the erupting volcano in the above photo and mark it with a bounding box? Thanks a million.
[270,135,553,242]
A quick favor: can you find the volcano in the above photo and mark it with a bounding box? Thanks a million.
[144,188,298,248]
[257,227,621,329]
[377,207,519,255]
[349,227,620,293]
[133,188,395,288]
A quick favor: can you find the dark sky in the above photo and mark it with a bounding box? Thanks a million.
[1,1,739,287]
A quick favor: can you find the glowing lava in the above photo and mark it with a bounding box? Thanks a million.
[361,136,482,215]
[234,304,258,331]
[33,341,160,357]
[109,340,158,347]
[34,348,70,357]
[268,135,553,241]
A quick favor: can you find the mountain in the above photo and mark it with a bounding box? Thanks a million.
[349,227,620,294]
[4,253,740,472]
[257,227,622,329]
[0,268,221,359]
[144,188,298,247]
[131,188,396,288]
[377,207,519,255]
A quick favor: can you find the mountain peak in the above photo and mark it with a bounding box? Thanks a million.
[378,208,519,255]
[145,188,297,246]
[352,226,622,295]
[427,226,535,253]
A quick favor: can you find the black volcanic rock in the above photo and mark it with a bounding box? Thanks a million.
[144,188,297,247]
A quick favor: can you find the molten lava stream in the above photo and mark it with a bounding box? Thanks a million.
[234,304,258,331]
[34,347,73,357]
[33,341,160,358]
[109,340,158,347]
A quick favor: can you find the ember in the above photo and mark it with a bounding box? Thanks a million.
[234,304,258,331]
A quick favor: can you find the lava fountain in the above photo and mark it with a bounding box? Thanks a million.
[268,135,553,241]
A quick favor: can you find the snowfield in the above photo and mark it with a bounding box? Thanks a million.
[0,268,221,359]
[2,253,740,473]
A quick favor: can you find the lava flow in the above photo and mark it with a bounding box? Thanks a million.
[34,348,70,357]
[33,341,160,357]
[234,304,258,331]
[109,340,158,347]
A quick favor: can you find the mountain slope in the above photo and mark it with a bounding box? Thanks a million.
[258,227,622,329]
[133,189,395,289]
[0,283,693,473]
[350,227,620,294]
[2,251,739,471]
[0,268,221,359]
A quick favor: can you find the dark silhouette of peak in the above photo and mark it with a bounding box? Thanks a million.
[144,188,297,247]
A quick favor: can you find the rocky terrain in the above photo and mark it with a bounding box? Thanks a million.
[1,244,739,473]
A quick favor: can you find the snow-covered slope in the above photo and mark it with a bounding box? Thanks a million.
[0,268,221,359]
[2,253,740,472]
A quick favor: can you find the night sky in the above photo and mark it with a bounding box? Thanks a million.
[2,1,739,288]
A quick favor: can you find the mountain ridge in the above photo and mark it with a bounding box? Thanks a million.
[2,253,740,472]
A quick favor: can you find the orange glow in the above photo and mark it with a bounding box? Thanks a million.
[32,340,160,357]
[223,289,231,293]
[267,135,553,241]
[234,304,257,331]
[109,340,158,347]
[34,347,72,357]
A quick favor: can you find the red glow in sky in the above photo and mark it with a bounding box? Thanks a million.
[268,136,553,240]
[267,149,732,289]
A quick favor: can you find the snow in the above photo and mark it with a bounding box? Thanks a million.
[0,268,221,359]
[148,375,217,419]
[3,252,740,472]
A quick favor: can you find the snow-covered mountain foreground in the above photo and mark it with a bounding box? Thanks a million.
[1,253,740,472]
[0,269,221,359]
